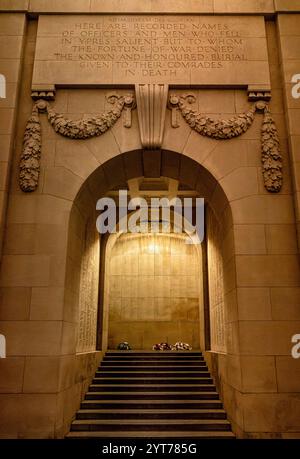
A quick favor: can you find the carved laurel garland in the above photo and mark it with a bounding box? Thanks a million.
[169,93,256,139]
[47,94,126,139]
[260,103,282,193]
[19,94,135,192]
[19,104,42,192]
[20,90,282,193]
[169,94,283,193]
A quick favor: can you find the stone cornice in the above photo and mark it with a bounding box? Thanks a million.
[1,0,300,15]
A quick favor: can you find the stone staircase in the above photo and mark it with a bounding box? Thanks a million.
[66,351,235,439]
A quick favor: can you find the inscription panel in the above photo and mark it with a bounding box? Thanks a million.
[33,15,270,87]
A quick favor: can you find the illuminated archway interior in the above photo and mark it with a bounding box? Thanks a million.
[106,232,202,349]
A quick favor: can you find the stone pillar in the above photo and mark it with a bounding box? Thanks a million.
[277,12,300,250]
[0,13,26,257]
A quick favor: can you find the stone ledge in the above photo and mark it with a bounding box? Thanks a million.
[213,0,275,14]
[0,0,299,14]
[275,0,300,12]
[0,0,281,15]
[0,0,28,12]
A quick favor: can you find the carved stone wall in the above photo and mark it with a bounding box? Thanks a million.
[32,15,270,87]
[107,233,201,350]
[1,3,300,441]
[76,217,100,353]
[20,90,282,194]
[207,209,226,353]
[19,93,135,192]
[168,94,283,193]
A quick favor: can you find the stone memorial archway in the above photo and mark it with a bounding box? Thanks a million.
[0,2,300,439]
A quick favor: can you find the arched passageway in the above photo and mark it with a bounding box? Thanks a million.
[66,149,234,354]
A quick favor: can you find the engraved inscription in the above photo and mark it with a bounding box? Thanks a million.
[54,16,246,79]
[33,15,270,86]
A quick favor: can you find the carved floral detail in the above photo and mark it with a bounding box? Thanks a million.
[260,102,283,193]
[47,94,132,139]
[169,93,283,193]
[19,94,135,192]
[169,93,256,139]
[19,104,42,192]
[20,89,283,194]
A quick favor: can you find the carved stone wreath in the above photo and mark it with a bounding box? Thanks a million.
[168,94,283,193]
[19,93,135,192]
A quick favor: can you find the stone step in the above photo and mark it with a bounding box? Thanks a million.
[76,409,227,420]
[84,391,220,400]
[71,419,231,432]
[66,430,235,439]
[95,371,210,378]
[105,350,202,358]
[81,399,223,409]
[67,351,233,439]
[89,384,216,392]
[92,377,213,384]
[103,356,204,361]
[100,362,207,368]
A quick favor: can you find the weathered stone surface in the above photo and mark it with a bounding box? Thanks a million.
[0,1,300,443]
[136,84,168,149]
[32,15,270,87]
[107,233,201,350]
[275,0,300,12]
